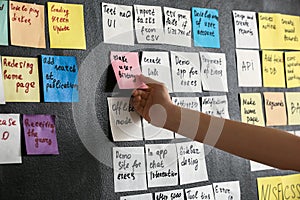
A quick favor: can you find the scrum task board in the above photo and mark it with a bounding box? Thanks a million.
[0,0,299,200]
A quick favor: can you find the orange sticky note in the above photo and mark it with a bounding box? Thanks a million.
[1,56,40,102]
[9,1,45,48]
[47,2,86,49]
[263,92,287,126]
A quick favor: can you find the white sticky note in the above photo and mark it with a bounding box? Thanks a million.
[200,52,228,92]
[0,114,21,164]
[202,95,230,119]
[232,10,259,49]
[185,185,215,200]
[250,161,273,172]
[155,189,184,200]
[143,119,174,140]
[141,51,172,92]
[236,49,262,87]
[102,3,134,45]
[164,7,191,47]
[171,51,202,93]
[0,56,5,104]
[295,130,300,137]
[172,97,200,139]
[113,147,147,192]
[120,193,153,200]
[134,5,164,44]
[107,97,143,141]
[213,181,241,200]
[176,141,208,185]
[145,144,178,187]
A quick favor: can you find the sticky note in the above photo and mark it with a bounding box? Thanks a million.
[145,144,178,187]
[258,13,282,49]
[9,1,45,48]
[48,2,86,49]
[285,92,300,125]
[0,0,8,46]
[200,52,228,92]
[262,51,285,88]
[263,92,287,126]
[280,14,300,50]
[141,51,172,92]
[170,51,201,93]
[257,176,283,200]
[113,147,147,192]
[202,95,230,119]
[0,114,21,164]
[285,51,300,88]
[240,93,265,126]
[23,115,58,155]
[232,10,259,49]
[250,161,273,172]
[0,56,5,104]
[134,5,164,44]
[192,7,220,48]
[295,130,300,137]
[41,55,79,102]
[143,119,174,140]
[213,181,241,200]
[185,185,214,200]
[107,97,143,141]
[1,56,40,102]
[176,141,208,185]
[282,174,300,200]
[235,49,262,87]
[111,51,145,89]
[102,3,134,46]
[164,7,191,47]
[155,189,184,200]
[172,97,200,139]
[120,194,153,200]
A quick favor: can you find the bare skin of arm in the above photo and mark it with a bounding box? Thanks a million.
[131,75,300,172]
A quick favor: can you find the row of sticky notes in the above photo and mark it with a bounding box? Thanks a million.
[233,10,300,50]
[0,114,58,164]
[111,51,228,92]
[236,49,300,88]
[257,174,300,200]
[0,0,86,49]
[240,92,300,127]
[113,142,209,192]
[102,3,220,48]
[108,96,229,141]
[120,181,240,200]
[0,55,78,103]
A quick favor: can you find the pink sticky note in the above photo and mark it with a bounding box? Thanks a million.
[110,52,145,89]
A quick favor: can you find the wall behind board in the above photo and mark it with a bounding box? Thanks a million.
[0,0,299,199]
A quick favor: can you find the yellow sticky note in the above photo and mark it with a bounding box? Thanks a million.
[285,51,300,88]
[48,2,86,49]
[9,1,46,48]
[257,176,283,200]
[262,51,285,88]
[1,56,40,102]
[285,92,300,125]
[264,92,287,126]
[280,14,300,50]
[281,174,300,200]
[258,13,283,49]
[240,93,265,126]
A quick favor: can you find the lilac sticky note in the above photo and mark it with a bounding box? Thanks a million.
[110,51,145,89]
[23,114,59,155]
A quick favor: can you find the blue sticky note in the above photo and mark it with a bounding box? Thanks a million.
[41,55,79,102]
[0,1,8,46]
[192,7,220,48]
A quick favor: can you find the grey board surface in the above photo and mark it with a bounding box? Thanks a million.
[0,0,299,199]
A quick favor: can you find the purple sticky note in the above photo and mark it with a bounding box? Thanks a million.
[23,114,59,155]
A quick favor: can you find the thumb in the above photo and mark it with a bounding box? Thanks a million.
[137,74,162,86]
